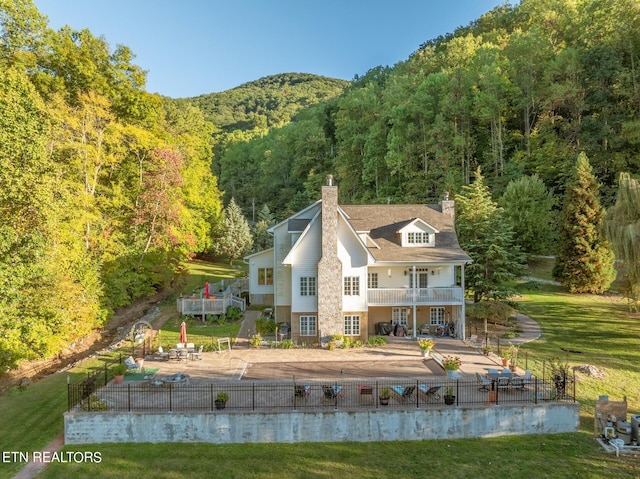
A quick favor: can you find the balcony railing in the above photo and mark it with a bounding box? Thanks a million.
[367,287,464,306]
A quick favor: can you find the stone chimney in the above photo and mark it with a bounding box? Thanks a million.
[439,191,455,218]
[317,175,342,340]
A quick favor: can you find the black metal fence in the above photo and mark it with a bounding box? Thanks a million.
[69,375,575,413]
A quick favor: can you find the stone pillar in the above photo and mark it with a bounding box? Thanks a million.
[317,175,342,342]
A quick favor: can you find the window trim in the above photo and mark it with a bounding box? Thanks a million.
[299,315,317,336]
[344,315,361,336]
[300,276,316,296]
[343,276,360,296]
[367,272,378,289]
[257,267,273,285]
[429,307,446,325]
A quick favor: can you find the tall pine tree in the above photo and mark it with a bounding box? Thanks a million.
[456,168,525,302]
[213,198,253,265]
[553,153,616,293]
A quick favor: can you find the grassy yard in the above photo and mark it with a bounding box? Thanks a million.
[1,260,640,479]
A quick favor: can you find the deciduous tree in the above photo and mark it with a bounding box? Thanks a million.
[604,172,640,309]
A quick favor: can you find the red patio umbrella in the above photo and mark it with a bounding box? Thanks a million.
[180,321,187,344]
[205,281,210,299]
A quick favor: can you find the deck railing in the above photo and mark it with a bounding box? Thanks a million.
[367,287,464,306]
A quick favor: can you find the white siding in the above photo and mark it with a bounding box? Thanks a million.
[272,223,292,307]
[247,250,274,295]
[290,220,321,313]
[337,216,367,311]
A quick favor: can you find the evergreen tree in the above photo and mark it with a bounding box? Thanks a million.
[214,198,253,265]
[604,172,640,309]
[456,168,525,302]
[251,204,275,252]
[499,174,557,256]
[553,153,616,293]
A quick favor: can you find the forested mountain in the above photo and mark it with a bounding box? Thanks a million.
[218,0,640,221]
[186,73,349,131]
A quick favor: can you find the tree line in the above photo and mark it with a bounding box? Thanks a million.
[0,0,224,371]
[218,0,640,213]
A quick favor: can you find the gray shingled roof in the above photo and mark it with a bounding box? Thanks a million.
[340,204,471,263]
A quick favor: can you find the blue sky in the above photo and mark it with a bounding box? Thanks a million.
[33,1,512,98]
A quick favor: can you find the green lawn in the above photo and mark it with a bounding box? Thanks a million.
[2,260,640,479]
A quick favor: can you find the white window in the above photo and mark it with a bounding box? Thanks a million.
[392,307,408,327]
[367,272,378,289]
[430,307,446,325]
[258,268,273,285]
[300,316,317,336]
[344,276,360,296]
[300,276,316,296]
[344,315,361,336]
[407,231,430,245]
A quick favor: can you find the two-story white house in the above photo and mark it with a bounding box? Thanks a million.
[245,175,472,343]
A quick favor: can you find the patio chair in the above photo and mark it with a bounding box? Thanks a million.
[177,349,189,362]
[510,375,525,390]
[497,376,510,392]
[418,384,441,402]
[500,368,512,379]
[391,385,416,403]
[190,345,204,360]
[155,346,169,361]
[168,349,179,360]
[186,342,195,352]
[476,372,491,391]
[521,370,533,389]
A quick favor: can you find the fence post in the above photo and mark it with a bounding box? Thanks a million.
[375,381,379,410]
[127,384,131,412]
[210,384,214,411]
[252,383,255,411]
[534,377,538,404]
[169,384,173,412]
[455,379,459,406]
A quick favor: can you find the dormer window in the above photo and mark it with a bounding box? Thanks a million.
[407,232,430,245]
[398,219,438,247]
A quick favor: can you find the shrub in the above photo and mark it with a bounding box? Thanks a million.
[278,339,294,349]
[255,317,277,334]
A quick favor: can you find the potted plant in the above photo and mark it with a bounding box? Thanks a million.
[379,388,391,406]
[418,338,435,357]
[113,363,127,384]
[215,391,229,410]
[499,348,512,367]
[482,345,494,356]
[444,386,455,405]
[442,355,462,378]
[507,344,519,371]
[249,333,262,348]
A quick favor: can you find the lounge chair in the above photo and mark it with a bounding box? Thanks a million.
[418,384,441,402]
[476,372,491,391]
[294,384,310,402]
[322,385,342,402]
[124,356,139,370]
[391,385,416,403]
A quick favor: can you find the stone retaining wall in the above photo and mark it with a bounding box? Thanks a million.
[65,403,579,444]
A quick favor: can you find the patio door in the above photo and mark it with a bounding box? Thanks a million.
[409,272,429,288]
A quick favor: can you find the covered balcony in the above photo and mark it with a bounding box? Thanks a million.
[367,287,464,306]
